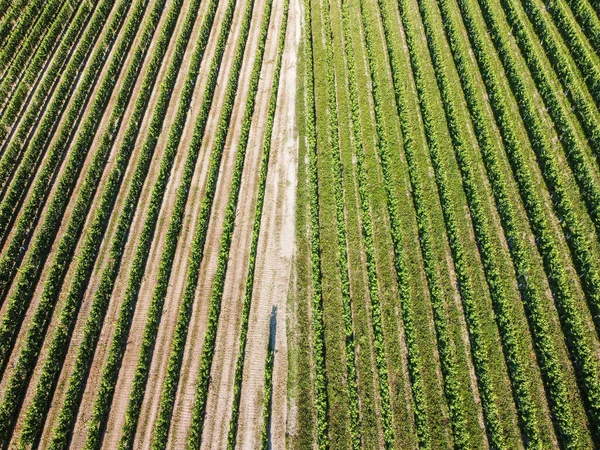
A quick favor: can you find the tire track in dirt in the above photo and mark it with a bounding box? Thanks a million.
[132,0,273,446]
[95,0,250,446]
[194,2,285,448]
[0,0,150,395]
[235,1,299,445]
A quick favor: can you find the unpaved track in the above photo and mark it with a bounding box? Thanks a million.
[95,0,252,446]
[235,0,299,445]
[0,0,150,396]
[131,0,273,446]
[194,2,285,448]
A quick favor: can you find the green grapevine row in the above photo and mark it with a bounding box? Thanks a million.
[15,0,184,445]
[420,0,543,444]
[0,0,96,148]
[305,0,329,446]
[0,0,147,378]
[0,0,131,304]
[321,0,362,446]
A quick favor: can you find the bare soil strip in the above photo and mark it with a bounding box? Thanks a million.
[94,1,253,447]
[186,3,285,448]
[130,0,279,447]
[234,1,299,445]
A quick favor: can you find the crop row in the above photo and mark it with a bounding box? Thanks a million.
[0,0,27,48]
[75,3,236,450]
[562,0,600,51]
[0,0,96,148]
[453,0,593,444]
[305,0,329,447]
[148,0,278,446]
[341,0,432,446]
[497,0,600,335]
[394,0,510,445]
[0,0,154,443]
[13,0,183,446]
[537,0,600,106]
[0,0,121,214]
[0,0,12,22]
[0,0,146,381]
[225,3,289,448]
[371,0,473,446]
[519,0,600,154]
[43,1,221,448]
[474,0,600,438]
[116,2,259,449]
[320,0,362,447]
[0,0,65,104]
[178,0,271,446]
[499,0,600,248]
[420,0,543,444]
[0,0,76,115]
[260,315,277,450]
[0,0,45,70]
[0,0,130,304]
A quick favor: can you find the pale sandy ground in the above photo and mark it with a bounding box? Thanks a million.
[234,0,299,446]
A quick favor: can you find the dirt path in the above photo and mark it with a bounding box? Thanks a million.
[175,2,286,448]
[130,0,270,445]
[234,1,299,446]
[95,0,254,446]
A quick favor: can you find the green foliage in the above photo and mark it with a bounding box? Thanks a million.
[0,0,130,307]
[421,0,543,444]
[0,0,95,146]
[305,0,329,447]
[0,0,153,444]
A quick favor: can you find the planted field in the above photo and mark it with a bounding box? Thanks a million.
[0,0,599,447]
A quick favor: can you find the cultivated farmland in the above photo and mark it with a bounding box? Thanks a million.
[0,0,599,447]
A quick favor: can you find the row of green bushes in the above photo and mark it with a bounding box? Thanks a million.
[372,0,472,446]
[260,324,276,450]
[395,0,509,445]
[0,0,65,105]
[475,0,600,439]
[0,0,129,304]
[0,0,46,71]
[455,0,591,444]
[561,0,600,51]
[0,0,145,379]
[116,1,253,448]
[75,0,224,447]
[14,0,180,446]
[537,0,600,106]
[498,0,600,333]
[0,0,96,146]
[321,0,362,447]
[0,0,152,444]
[305,0,329,447]
[0,0,27,46]
[342,0,431,445]
[427,0,543,444]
